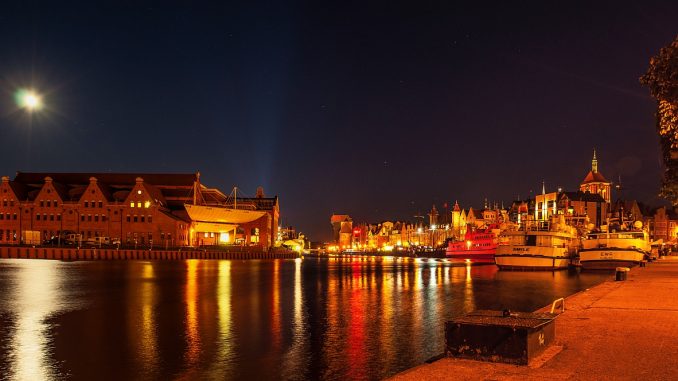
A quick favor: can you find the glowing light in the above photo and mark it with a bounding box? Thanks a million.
[144,201,151,208]
[219,232,230,243]
[15,89,43,111]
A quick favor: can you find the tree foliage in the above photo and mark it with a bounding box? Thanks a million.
[640,36,678,204]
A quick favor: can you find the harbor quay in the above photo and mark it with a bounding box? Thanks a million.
[0,245,298,261]
[389,257,678,381]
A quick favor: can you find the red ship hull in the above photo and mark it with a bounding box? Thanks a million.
[445,227,498,264]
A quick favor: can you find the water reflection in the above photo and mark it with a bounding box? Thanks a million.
[282,258,308,380]
[0,257,610,381]
[207,260,234,378]
[132,262,159,377]
[183,260,201,370]
[2,261,79,381]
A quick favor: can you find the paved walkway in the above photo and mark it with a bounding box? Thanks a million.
[389,258,678,380]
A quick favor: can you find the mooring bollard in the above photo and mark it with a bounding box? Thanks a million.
[615,267,630,281]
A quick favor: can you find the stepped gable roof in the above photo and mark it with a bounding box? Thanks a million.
[50,181,70,202]
[14,172,197,187]
[8,180,28,200]
[561,191,606,203]
[581,170,609,184]
[140,182,167,206]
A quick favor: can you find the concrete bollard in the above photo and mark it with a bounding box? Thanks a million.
[615,267,630,281]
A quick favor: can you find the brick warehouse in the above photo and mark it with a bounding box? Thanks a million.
[0,172,279,249]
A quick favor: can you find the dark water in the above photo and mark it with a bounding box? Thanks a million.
[0,257,609,380]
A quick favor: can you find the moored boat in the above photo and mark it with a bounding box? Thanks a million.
[446,225,499,264]
[495,218,580,271]
[579,222,650,270]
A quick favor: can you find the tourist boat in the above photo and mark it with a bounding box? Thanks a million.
[495,217,580,271]
[446,225,499,263]
[579,221,651,270]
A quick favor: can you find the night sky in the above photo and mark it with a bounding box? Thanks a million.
[1,2,677,241]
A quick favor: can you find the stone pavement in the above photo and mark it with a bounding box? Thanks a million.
[388,258,678,381]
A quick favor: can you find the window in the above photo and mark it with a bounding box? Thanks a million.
[13,213,17,220]
[54,200,57,207]
[94,215,99,222]
[50,214,54,221]
[133,215,138,223]
[88,214,92,222]
[126,215,131,222]
[141,216,145,223]
[47,200,51,207]
[40,200,44,207]
[80,215,85,222]
[84,201,89,208]
[98,201,102,208]
[10,200,14,207]
[102,215,106,222]
[144,201,150,208]
[148,215,152,223]
[130,202,134,208]
[137,202,141,208]
[0,214,3,220]
[2,200,6,207]
[36,213,40,221]
[56,214,61,221]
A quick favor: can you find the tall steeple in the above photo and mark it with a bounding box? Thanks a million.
[592,149,598,173]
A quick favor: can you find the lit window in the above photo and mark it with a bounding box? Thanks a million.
[137,202,141,208]
[144,201,150,208]
[130,202,134,208]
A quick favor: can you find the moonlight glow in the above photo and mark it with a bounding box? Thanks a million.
[15,89,43,111]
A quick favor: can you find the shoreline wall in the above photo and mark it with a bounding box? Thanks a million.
[0,246,298,261]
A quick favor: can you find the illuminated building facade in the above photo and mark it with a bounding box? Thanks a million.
[580,150,611,203]
[0,172,279,248]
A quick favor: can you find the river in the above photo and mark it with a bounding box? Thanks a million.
[0,257,609,380]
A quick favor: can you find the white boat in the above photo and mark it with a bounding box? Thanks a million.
[495,218,580,271]
[579,224,650,270]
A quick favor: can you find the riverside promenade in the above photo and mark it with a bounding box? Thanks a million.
[390,258,678,381]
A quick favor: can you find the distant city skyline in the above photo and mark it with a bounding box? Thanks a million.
[1,2,677,241]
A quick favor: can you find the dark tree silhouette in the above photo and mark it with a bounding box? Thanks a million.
[641,36,678,205]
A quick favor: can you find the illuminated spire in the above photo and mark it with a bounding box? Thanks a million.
[592,149,598,173]
[542,180,546,195]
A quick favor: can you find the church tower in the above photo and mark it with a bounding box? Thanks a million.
[580,150,611,203]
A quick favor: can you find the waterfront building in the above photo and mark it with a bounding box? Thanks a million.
[534,183,560,223]
[0,172,279,248]
[650,206,678,243]
[558,191,607,228]
[330,214,351,243]
[451,201,467,237]
[580,150,611,203]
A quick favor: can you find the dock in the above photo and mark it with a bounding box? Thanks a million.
[389,257,678,380]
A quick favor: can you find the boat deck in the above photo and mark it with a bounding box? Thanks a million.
[388,256,678,380]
